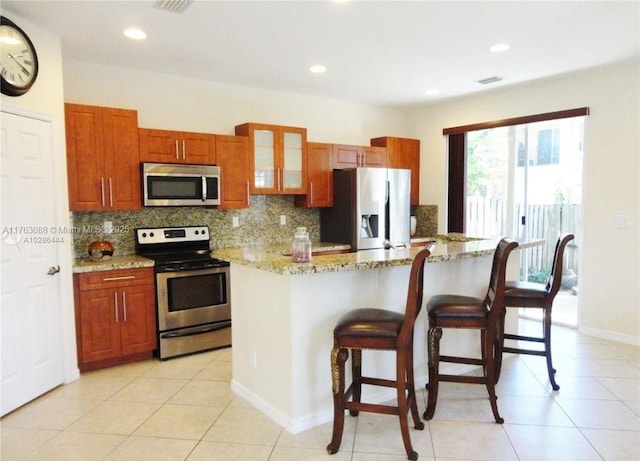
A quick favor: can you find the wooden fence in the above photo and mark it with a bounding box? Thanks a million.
[466,197,580,277]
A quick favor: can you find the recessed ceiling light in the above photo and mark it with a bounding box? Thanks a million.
[489,43,510,53]
[309,65,327,74]
[425,89,439,96]
[124,28,147,40]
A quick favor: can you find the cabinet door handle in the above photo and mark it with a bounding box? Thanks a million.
[182,140,186,160]
[108,178,113,208]
[122,291,127,322]
[102,275,136,282]
[246,181,250,206]
[278,168,282,191]
[175,140,179,160]
[114,292,119,323]
[100,178,106,208]
[310,182,314,203]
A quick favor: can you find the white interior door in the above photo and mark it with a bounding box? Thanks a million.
[1,110,64,416]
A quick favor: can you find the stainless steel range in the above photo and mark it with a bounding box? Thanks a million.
[135,226,231,360]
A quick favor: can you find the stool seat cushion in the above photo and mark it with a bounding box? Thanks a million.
[334,308,403,340]
[505,281,548,299]
[427,294,487,320]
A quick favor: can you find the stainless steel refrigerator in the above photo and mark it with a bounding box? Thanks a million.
[320,167,411,251]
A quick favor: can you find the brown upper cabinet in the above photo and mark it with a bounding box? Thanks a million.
[294,142,333,208]
[235,123,308,195]
[139,128,216,165]
[333,144,387,169]
[216,135,251,209]
[65,103,141,211]
[371,136,420,205]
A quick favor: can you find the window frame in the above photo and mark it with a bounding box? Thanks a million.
[444,107,589,233]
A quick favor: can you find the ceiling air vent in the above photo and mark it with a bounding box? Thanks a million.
[477,76,503,85]
[153,0,194,14]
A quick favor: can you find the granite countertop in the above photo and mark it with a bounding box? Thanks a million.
[72,236,542,275]
[210,236,543,276]
[71,242,349,273]
[72,255,155,273]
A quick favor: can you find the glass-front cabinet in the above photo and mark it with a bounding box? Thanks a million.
[235,123,307,194]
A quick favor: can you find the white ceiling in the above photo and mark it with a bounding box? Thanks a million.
[3,0,639,108]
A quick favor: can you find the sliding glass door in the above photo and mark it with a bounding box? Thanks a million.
[464,117,584,326]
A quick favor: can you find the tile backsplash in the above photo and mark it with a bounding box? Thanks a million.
[71,197,437,259]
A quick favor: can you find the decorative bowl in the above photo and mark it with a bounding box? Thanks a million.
[88,241,114,260]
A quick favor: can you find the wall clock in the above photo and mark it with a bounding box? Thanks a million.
[1,16,39,96]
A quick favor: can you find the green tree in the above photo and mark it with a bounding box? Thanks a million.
[466,128,508,197]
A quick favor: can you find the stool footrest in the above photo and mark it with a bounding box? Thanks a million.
[360,376,402,389]
[440,355,484,366]
[504,333,544,343]
[346,401,402,416]
[438,374,486,384]
[503,346,546,356]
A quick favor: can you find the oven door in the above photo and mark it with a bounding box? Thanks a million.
[156,265,230,331]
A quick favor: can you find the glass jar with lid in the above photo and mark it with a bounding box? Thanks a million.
[292,227,312,263]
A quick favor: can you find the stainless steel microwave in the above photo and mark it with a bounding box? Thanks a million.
[142,163,221,206]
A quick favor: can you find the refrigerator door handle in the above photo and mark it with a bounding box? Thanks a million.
[385,180,390,204]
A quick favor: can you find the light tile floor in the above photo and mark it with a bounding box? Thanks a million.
[2,319,639,460]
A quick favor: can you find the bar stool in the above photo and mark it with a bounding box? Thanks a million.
[423,238,518,424]
[499,233,575,390]
[327,243,435,461]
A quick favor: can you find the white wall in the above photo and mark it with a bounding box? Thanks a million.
[62,60,408,145]
[405,60,640,344]
[0,12,79,382]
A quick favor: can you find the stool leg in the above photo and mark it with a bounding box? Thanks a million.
[350,349,362,416]
[484,326,504,424]
[543,307,560,390]
[406,339,424,431]
[424,327,442,420]
[327,347,348,454]
[494,309,506,383]
[396,349,418,461]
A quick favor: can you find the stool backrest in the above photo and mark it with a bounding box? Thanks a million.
[546,233,575,296]
[398,242,435,345]
[486,238,519,316]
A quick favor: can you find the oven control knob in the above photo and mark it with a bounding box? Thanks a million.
[141,232,147,238]
[150,232,155,237]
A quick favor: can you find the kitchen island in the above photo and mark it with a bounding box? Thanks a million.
[211,236,539,434]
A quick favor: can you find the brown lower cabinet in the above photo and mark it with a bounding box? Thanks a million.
[74,267,156,372]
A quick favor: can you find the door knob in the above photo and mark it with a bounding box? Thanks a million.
[47,265,60,275]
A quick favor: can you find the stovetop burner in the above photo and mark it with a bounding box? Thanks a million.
[135,225,229,272]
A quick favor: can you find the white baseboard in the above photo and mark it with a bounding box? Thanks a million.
[578,326,640,346]
[231,373,431,434]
